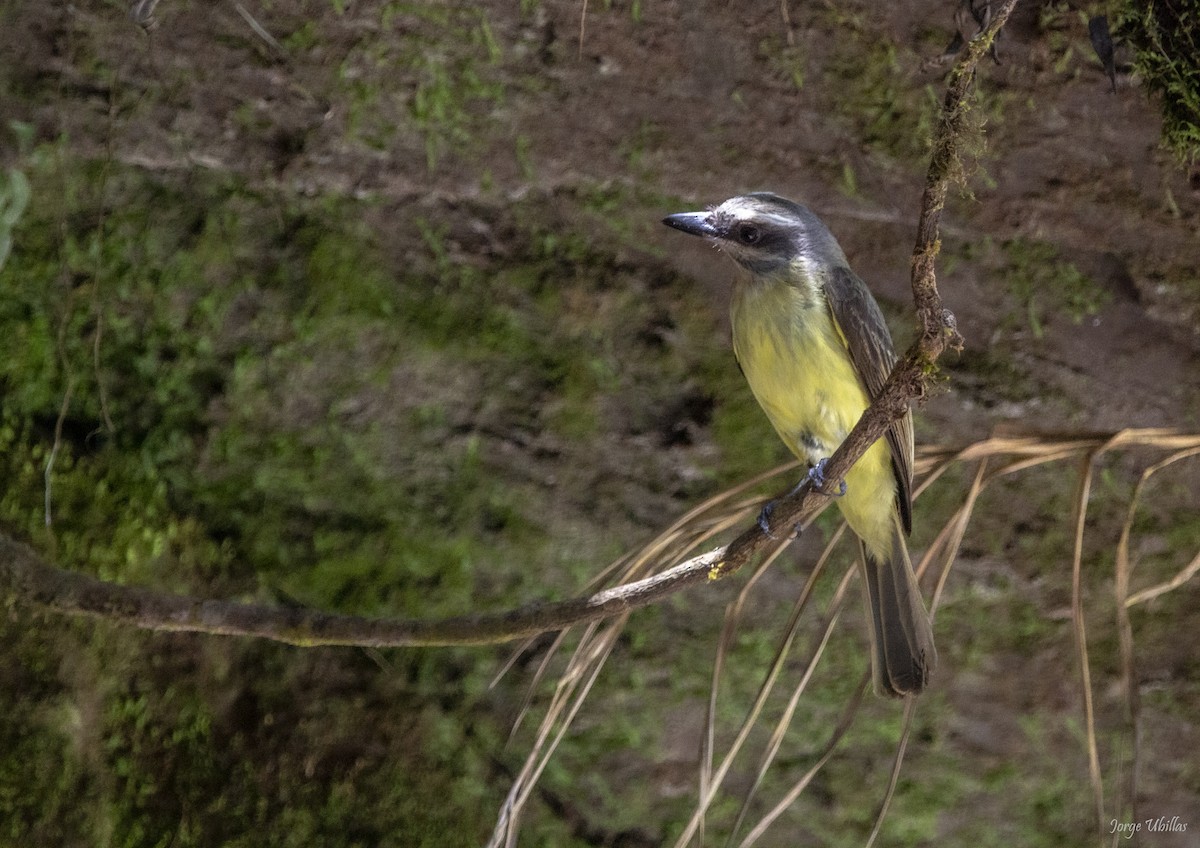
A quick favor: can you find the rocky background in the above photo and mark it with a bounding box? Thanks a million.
[1,1,1198,845]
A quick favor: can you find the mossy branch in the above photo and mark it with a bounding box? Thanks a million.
[0,1,1018,647]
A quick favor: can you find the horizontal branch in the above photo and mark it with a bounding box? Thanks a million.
[0,534,725,647]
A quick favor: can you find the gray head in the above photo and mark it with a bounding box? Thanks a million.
[662,192,848,276]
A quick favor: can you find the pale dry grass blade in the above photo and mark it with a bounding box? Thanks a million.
[735,670,872,848]
[1125,548,1200,608]
[722,543,853,846]
[494,460,806,842]
[911,447,961,489]
[1069,451,1105,833]
[1114,463,1142,828]
[1113,445,1200,822]
[705,433,1090,846]
[492,428,1200,845]
[676,524,846,848]
[865,695,919,848]
[701,604,734,848]
[701,535,789,844]
[711,429,1200,845]
[494,550,638,741]
[496,463,798,736]
[501,627,575,744]
[920,458,990,612]
[948,428,1200,461]
[489,618,621,848]
[232,1,285,56]
[686,527,844,844]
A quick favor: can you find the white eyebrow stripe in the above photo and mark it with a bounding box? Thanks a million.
[719,198,795,228]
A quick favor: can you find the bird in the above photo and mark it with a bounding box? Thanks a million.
[662,192,936,696]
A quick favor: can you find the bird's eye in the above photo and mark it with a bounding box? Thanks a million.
[737,224,761,245]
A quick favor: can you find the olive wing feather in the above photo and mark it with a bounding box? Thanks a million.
[823,265,915,535]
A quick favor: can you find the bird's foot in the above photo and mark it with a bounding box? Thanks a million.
[756,499,801,540]
[791,458,847,499]
[757,500,780,538]
[757,460,847,537]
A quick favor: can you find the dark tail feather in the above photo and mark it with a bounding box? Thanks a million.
[859,524,937,697]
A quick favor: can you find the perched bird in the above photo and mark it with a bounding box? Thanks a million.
[663,192,936,696]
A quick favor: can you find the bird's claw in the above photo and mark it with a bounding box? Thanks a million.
[757,501,777,538]
[757,499,801,540]
[758,459,846,538]
[794,458,847,498]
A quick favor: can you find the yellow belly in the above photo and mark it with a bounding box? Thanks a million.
[730,279,896,562]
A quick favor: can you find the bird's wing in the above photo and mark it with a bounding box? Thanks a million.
[823,265,914,534]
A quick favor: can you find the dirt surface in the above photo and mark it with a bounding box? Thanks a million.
[9,0,1198,414]
[3,0,1200,845]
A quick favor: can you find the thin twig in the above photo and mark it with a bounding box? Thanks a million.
[577,0,587,59]
[779,0,794,47]
[233,1,285,57]
[1113,445,1200,823]
[44,376,77,528]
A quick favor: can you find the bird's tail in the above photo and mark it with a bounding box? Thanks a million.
[859,519,937,697]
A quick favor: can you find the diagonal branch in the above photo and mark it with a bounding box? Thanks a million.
[0,0,1019,648]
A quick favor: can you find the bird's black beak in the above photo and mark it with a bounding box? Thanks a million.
[662,211,720,239]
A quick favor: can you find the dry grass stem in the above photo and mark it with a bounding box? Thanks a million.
[497,427,1198,844]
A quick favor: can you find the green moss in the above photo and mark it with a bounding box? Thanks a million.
[618,120,666,173]
[0,152,623,844]
[758,36,807,91]
[828,38,939,165]
[1001,239,1110,339]
[0,616,90,844]
[0,128,794,841]
[281,20,319,52]
[944,234,1110,348]
[339,4,505,165]
[1115,0,1200,164]
[74,640,498,848]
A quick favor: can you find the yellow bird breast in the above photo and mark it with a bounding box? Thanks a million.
[730,278,896,561]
